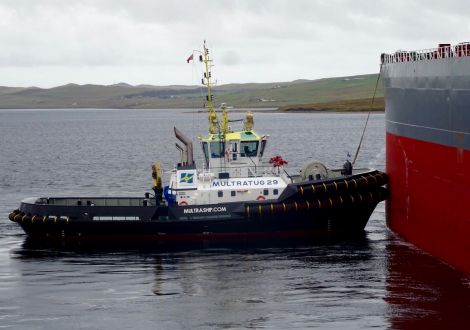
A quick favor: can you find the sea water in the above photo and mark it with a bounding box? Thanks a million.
[0,109,469,329]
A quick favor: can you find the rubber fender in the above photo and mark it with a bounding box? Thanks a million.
[8,209,20,221]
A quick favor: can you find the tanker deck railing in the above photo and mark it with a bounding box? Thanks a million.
[381,42,470,64]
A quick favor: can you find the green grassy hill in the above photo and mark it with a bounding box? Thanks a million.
[0,73,383,110]
[279,97,384,112]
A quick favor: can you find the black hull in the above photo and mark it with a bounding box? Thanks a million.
[9,170,388,241]
[16,204,378,241]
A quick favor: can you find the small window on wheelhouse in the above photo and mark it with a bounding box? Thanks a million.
[210,141,225,158]
[260,140,267,157]
[230,142,238,160]
[202,142,209,167]
[240,141,259,157]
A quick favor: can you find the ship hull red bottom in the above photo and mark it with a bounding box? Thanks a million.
[386,132,470,273]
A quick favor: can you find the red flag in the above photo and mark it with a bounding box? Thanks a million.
[186,54,193,63]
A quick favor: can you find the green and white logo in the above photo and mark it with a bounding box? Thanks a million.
[179,172,194,184]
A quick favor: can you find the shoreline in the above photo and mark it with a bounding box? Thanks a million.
[0,107,384,113]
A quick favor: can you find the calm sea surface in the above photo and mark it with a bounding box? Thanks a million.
[0,109,469,329]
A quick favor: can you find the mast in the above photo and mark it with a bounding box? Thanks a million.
[201,41,229,134]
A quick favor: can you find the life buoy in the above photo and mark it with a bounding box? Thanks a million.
[179,200,188,206]
[256,195,266,201]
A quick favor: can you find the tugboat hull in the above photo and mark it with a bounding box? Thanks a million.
[9,170,388,241]
[15,206,378,241]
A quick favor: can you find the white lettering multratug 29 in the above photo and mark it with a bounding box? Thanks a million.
[211,177,285,190]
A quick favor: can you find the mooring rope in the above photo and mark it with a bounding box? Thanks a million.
[352,68,382,165]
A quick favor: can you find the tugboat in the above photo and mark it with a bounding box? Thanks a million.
[8,42,388,241]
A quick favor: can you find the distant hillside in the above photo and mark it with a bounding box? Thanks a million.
[279,97,384,112]
[0,74,383,109]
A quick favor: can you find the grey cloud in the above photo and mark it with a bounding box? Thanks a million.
[0,0,469,87]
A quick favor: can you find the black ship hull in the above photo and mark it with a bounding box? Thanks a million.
[15,206,378,241]
[9,170,388,241]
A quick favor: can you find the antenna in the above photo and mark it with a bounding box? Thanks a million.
[200,41,229,134]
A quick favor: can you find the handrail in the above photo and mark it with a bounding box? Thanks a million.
[381,42,470,64]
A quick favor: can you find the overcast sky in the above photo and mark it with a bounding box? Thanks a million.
[0,0,469,88]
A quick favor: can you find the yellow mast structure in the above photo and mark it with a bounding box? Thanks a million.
[201,41,229,134]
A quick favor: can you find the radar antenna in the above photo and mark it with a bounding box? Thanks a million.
[197,41,228,134]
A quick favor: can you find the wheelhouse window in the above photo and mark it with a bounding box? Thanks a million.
[260,140,267,157]
[202,142,209,167]
[230,141,238,160]
[240,141,259,157]
[210,141,225,158]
